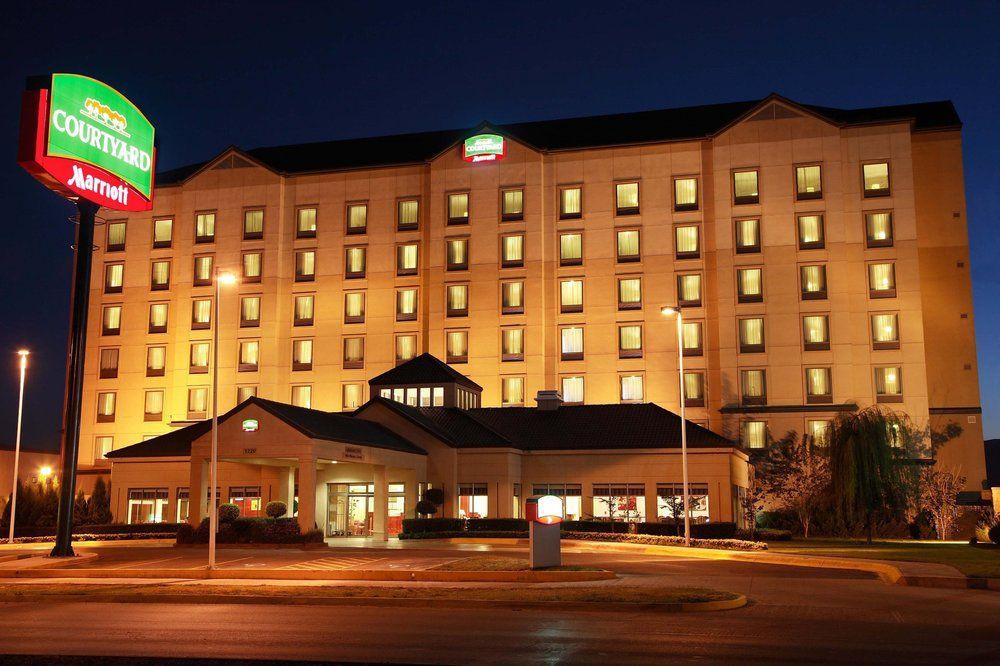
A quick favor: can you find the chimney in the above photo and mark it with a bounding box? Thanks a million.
[535,390,563,411]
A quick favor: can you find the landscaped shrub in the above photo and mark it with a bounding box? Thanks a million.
[265,501,287,519]
[4,522,183,539]
[399,530,525,540]
[424,488,445,507]
[562,531,766,551]
[401,517,464,534]
[989,523,1000,546]
[466,518,529,532]
[560,520,629,533]
[176,517,315,544]
[415,499,438,516]
[636,522,737,539]
[756,510,799,532]
[217,504,240,523]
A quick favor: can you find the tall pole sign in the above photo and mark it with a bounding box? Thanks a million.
[17,74,155,557]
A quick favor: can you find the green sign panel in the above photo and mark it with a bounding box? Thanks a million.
[46,74,155,198]
[462,133,506,162]
[242,418,259,432]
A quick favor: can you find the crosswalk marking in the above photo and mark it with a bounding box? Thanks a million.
[279,556,385,570]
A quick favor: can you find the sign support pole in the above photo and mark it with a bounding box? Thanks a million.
[50,199,99,558]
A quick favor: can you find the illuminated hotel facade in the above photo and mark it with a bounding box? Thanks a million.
[79,93,989,516]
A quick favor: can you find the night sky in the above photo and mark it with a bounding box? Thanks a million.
[1,2,998,451]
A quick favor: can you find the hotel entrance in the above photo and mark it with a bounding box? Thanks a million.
[326,482,406,537]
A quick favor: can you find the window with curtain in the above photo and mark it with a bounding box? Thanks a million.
[808,420,832,446]
[447,239,468,270]
[148,303,168,333]
[618,325,642,358]
[502,377,524,405]
[737,268,763,302]
[146,346,165,376]
[193,256,213,286]
[294,295,314,325]
[342,384,363,410]
[345,247,366,278]
[616,182,639,215]
[191,299,211,330]
[240,296,260,327]
[733,169,759,204]
[616,230,640,262]
[195,212,215,242]
[94,436,113,460]
[295,250,315,281]
[795,165,822,199]
[502,281,524,314]
[346,204,367,234]
[188,387,208,415]
[735,218,761,253]
[343,337,365,368]
[151,261,170,290]
[103,305,122,335]
[620,375,644,402]
[106,221,126,251]
[797,215,824,249]
[677,274,701,306]
[144,391,163,420]
[863,163,890,196]
[675,226,699,259]
[237,386,258,403]
[239,340,260,371]
[96,392,116,421]
[806,367,832,402]
[502,328,524,361]
[868,263,896,297]
[104,263,123,293]
[674,177,698,211]
[447,284,469,316]
[99,348,119,378]
[344,291,365,323]
[292,339,313,370]
[297,208,317,238]
[683,372,705,407]
[446,330,468,363]
[398,199,419,229]
[682,321,702,356]
[397,244,418,275]
[243,209,263,239]
[871,313,900,349]
[560,187,582,219]
[448,193,469,223]
[875,367,902,401]
[502,189,524,221]
[190,342,210,373]
[560,280,583,313]
[740,369,766,404]
[865,212,893,247]
[502,235,524,267]
[618,278,642,310]
[395,334,417,363]
[802,315,830,350]
[741,421,767,449]
[242,252,262,282]
[396,288,417,321]
[153,218,172,247]
[561,327,584,360]
[290,385,311,408]
[560,233,582,266]
[739,318,765,353]
[561,376,584,403]
[800,265,827,299]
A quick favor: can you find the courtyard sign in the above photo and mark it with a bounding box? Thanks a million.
[242,419,259,433]
[462,133,506,163]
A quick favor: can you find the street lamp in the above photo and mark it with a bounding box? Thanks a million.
[209,270,237,569]
[7,350,29,544]
[661,306,691,547]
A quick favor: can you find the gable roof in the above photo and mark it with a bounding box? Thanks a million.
[368,353,482,391]
[156,95,961,186]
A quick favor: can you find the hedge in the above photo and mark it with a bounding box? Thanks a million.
[2,532,178,545]
[560,520,630,533]
[736,528,793,541]
[636,521,737,539]
[176,517,324,545]
[466,518,529,532]
[6,523,183,539]
[563,531,766,551]
[400,530,527,540]
[401,518,465,534]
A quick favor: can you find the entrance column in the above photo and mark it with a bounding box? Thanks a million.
[402,468,418,519]
[297,458,317,533]
[372,465,388,542]
[189,458,206,526]
[281,466,296,518]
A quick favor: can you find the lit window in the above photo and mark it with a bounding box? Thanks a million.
[189,342,210,374]
[616,230,640,263]
[674,177,698,211]
[618,325,643,359]
[106,221,126,252]
[446,238,469,270]
[94,436,113,461]
[871,313,900,350]
[193,255,213,286]
[560,327,584,361]
[797,215,824,249]
[295,250,315,281]
[802,315,830,351]
[346,203,367,234]
[397,244,418,276]
[875,367,902,402]
[800,265,827,299]
[502,328,524,361]
[593,483,645,522]
[144,390,163,421]
[99,348,119,379]
[501,235,524,268]
[96,391,116,422]
[657,483,710,523]
[807,420,831,447]
[868,263,896,297]
[683,372,705,407]
[560,279,583,313]
[620,375,644,402]
[735,218,760,253]
[863,163,890,197]
[502,281,524,314]
[242,252,262,283]
[560,187,582,219]
[240,296,261,327]
[343,337,365,369]
[501,189,523,221]
[153,218,172,248]
[502,377,524,406]
[146,346,165,377]
[561,376,584,403]
[677,274,702,307]
[741,421,767,449]
[737,268,763,303]
[297,208,317,238]
[795,165,822,200]
[103,305,122,335]
[342,383,363,411]
[446,330,468,363]
[805,367,832,403]
[739,318,765,353]
[291,385,311,408]
[398,199,419,230]
[448,193,469,224]
[560,233,582,266]
[150,260,170,290]
[344,291,365,324]
[395,334,417,363]
[127,488,168,524]
[195,213,215,243]
[615,182,639,215]
[148,303,168,334]
[733,169,759,205]
[104,263,123,294]
[294,295,314,326]
[675,226,699,259]
[740,369,766,405]
[396,288,417,322]
[618,277,642,310]
[188,387,208,418]
[345,247,366,279]
[243,209,263,240]
[447,284,469,317]
[681,321,702,357]
[865,212,893,247]
[292,339,313,371]
[237,386,257,403]
[458,483,488,519]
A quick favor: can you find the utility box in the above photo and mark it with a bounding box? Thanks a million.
[525,495,563,569]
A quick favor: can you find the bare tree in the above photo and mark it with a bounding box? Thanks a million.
[739,471,767,539]
[770,437,829,539]
[920,465,966,540]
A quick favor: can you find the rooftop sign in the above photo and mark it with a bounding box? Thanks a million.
[462,133,505,163]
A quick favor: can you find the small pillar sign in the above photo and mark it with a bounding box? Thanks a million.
[526,495,563,569]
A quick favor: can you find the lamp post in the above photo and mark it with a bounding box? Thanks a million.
[209,270,237,569]
[661,306,691,547]
[7,350,29,544]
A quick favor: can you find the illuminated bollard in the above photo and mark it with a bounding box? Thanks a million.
[525,495,563,569]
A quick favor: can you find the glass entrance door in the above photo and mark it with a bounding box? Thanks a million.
[326,483,348,537]
[327,482,406,537]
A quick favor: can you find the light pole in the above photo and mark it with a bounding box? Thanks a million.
[661,306,690,547]
[209,270,237,569]
[7,350,29,544]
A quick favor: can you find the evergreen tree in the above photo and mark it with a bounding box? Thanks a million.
[88,477,113,524]
[73,489,90,527]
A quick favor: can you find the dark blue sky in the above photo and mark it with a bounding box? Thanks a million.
[1,1,998,450]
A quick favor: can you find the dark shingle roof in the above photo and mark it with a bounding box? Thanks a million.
[105,420,211,459]
[156,95,961,185]
[368,353,482,391]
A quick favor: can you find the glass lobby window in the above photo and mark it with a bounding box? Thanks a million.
[397,244,418,276]
[657,483,710,524]
[502,328,524,362]
[188,387,208,418]
[240,296,261,327]
[346,203,367,235]
[741,421,767,449]
[868,263,896,297]
[446,238,469,271]
[243,209,263,240]
[739,317,765,353]
[800,265,827,299]
[343,337,365,369]
[620,375,644,402]
[193,255,213,286]
[294,295,314,326]
[102,305,122,335]
[871,313,900,350]
[592,483,645,522]
[805,367,832,403]
[502,281,524,314]
[618,324,642,359]
[344,291,365,324]
[675,226,699,259]
[292,339,313,371]
[396,288,417,321]
[448,193,469,224]
[96,391,116,422]
[682,321,702,357]
[802,315,830,351]
[735,218,761,253]
[560,279,583,313]
[458,483,488,519]
[740,369,766,405]
[502,376,525,406]
[106,221,126,252]
[560,327,584,361]
[808,420,832,446]
[297,207,317,238]
[737,268,763,303]
[615,182,639,215]
[395,334,417,363]
[345,247,366,279]
[616,230,640,263]
[683,372,705,407]
[446,330,468,363]
[239,340,260,372]
[733,169,759,205]
[291,385,312,408]
[104,263,123,293]
[501,234,524,268]
[295,250,315,281]
[127,489,168,524]
[94,436,113,461]
[533,483,583,521]
[560,233,583,266]
[501,189,524,221]
[446,284,469,317]
[342,383,363,411]
[795,165,822,200]
[677,274,702,307]
[398,199,419,230]
[144,390,164,421]
[190,342,210,374]
[153,218,172,248]
[561,376,584,404]
[797,214,824,250]
[674,177,698,211]
[195,212,215,243]
[863,162,890,197]
[99,348,119,379]
[237,386,258,403]
[242,252,262,283]
[560,187,582,219]
[875,367,903,402]
[148,303,168,334]
[146,346,166,377]
[865,212,894,247]
[618,277,642,310]
[150,260,170,290]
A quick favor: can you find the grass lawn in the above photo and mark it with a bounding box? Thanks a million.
[431,556,600,572]
[768,539,1000,578]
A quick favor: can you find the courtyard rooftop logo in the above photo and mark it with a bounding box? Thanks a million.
[462,133,506,163]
